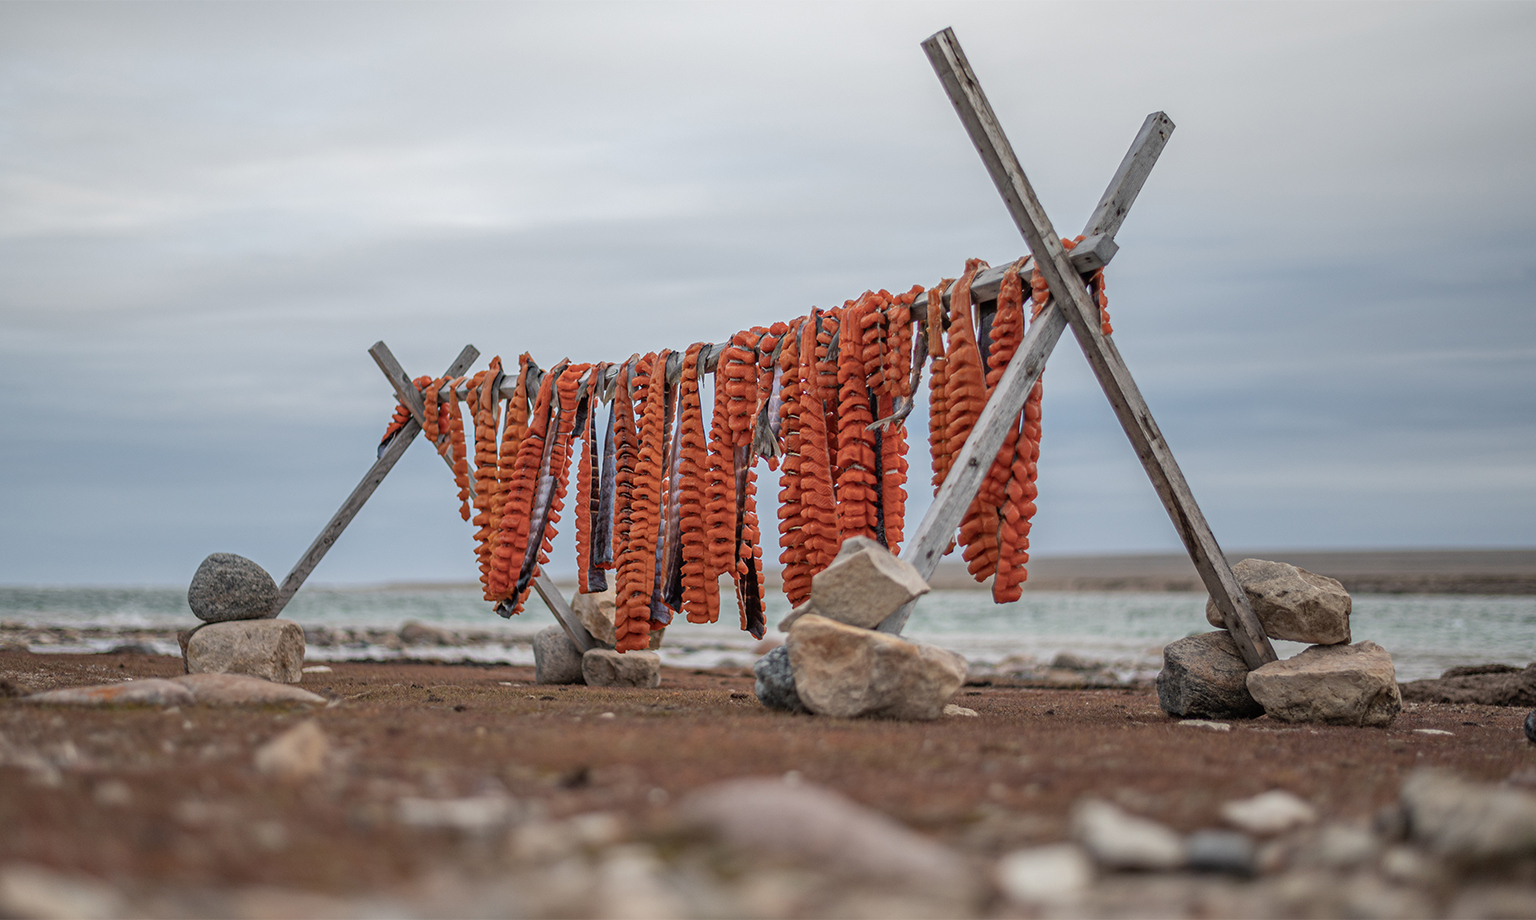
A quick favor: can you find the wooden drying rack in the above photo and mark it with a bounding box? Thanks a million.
[268,28,1278,670]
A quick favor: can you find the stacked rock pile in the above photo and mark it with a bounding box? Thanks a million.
[1158,558,1402,726]
[180,553,306,684]
[755,537,969,721]
[531,588,663,689]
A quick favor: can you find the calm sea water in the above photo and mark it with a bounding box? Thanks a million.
[2,585,1531,682]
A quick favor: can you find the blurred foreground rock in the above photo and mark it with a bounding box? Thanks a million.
[1071,799,1186,870]
[787,613,966,720]
[1157,631,1264,719]
[254,720,329,782]
[184,619,305,684]
[187,553,279,623]
[1246,640,1401,726]
[681,777,973,896]
[1206,558,1351,645]
[582,649,660,688]
[1401,770,1536,859]
[533,626,586,685]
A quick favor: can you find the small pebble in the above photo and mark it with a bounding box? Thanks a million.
[301,665,332,674]
[1524,711,1536,744]
[599,712,616,720]
[1413,728,1453,736]
[943,704,979,717]
[1179,719,1231,732]
[1186,830,1256,876]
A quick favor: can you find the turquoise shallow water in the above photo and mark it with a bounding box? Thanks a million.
[1,584,1531,682]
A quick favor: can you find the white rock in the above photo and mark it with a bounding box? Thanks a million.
[1206,558,1351,645]
[943,704,979,717]
[996,844,1092,905]
[1220,790,1318,836]
[1071,799,1186,870]
[175,673,325,706]
[254,719,329,781]
[780,538,929,631]
[26,678,194,708]
[1179,719,1232,731]
[1246,641,1401,727]
[582,649,661,688]
[0,864,123,920]
[1400,769,1536,859]
[184,618,305,684]
[787,614,967,721]
[573,587,618,647]
[680,777,970,891]
[397,795,517,834]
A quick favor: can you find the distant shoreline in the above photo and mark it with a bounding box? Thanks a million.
[366,549,1536,597]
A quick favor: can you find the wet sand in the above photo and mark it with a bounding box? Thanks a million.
[2,650,1534,917]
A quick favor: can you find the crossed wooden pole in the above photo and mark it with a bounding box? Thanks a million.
[876,28,1276,669]
[267,26,1277,671]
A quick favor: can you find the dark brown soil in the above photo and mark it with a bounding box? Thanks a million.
[2,650,1533,898]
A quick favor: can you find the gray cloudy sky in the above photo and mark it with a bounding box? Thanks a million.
[2,2,1533,587]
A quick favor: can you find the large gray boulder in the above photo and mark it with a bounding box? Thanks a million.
[533,626,586,685]
[1246,640,1401,726]
[582,648,660,688]
[1157,631,1265,719]
[787,614,966,721]
[779,537,929,632]
[1206,558,1351,645]
[187,553,279,623]
[753,644,807,713]
[184,618,305,684]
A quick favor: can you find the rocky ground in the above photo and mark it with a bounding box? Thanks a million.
[3,650,1536,919]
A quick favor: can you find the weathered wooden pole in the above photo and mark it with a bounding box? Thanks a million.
[273,344,480,615]
[368,342,596,653]
[915,27,1276,668]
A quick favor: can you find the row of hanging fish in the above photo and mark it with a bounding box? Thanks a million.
[377,250,1110,650]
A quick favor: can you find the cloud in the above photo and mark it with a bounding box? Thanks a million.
[0,2,1532,585]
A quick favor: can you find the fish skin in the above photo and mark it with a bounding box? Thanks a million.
[732,442,766,639]
[515,362,571,597]
[592,388,619,585]
[655,372,686,620]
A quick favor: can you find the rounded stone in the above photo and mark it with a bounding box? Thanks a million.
[1525,710,1536,744]
[753,645,807,713]
[187,553,279,623]
[1157,631,1264,720]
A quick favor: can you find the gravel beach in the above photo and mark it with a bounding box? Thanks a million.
[2,650,1535,918]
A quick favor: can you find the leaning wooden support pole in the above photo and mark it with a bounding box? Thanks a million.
[273,344,481,615]
[920,26,1276,667]
[369,341,595,653]
[878,107,1175,635]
